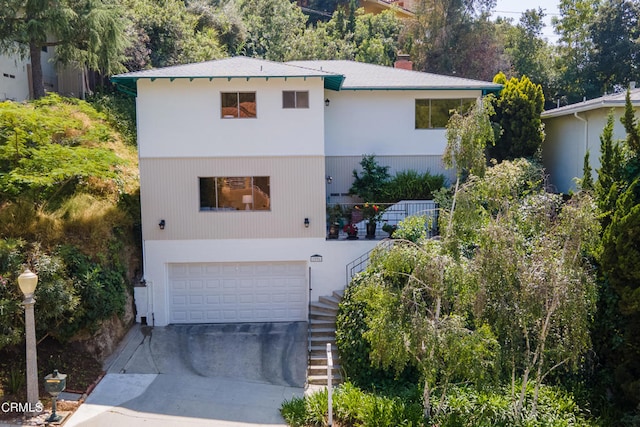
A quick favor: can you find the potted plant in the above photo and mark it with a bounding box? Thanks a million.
[327,205,343,239]
[343,223,359,239]
[360,203,381,239]
[382,222,397,238]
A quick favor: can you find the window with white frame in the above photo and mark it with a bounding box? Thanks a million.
[221,92,257,118]
[415,98,476,129]
[199,176,270,211]
[283,91,309,109]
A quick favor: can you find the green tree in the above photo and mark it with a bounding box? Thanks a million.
[594,112,623,228]
[502,9,558,108]
[355,239,498,419]
[402,0,500,79]
[589,0,640,96]
[553,0,599,103]
[0,0,129,99]
[472,191,599,417]
[123,0,225,70]
[443,97,495,235]
[349,155,390,202]
[580,149,594,191]
[235,0,307,61]
[594,91,640,410]
[488,72,545,162]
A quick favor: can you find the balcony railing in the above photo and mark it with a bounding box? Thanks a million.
[326,200,439,240]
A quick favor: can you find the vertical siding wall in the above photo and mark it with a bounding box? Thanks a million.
[325,155,455,203]
[542,108,632,193]
[140,156,326,240]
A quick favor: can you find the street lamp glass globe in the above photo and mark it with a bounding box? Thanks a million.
[17,269,38,297]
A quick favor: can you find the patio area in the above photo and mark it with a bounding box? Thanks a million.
[325,200,439,241]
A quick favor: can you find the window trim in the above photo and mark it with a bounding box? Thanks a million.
[415,98,476,129]
[282,90,309,109]
[199,176,271,212]
[221,91,257,119]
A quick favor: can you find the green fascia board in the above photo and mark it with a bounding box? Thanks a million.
[109,75,344,96]
[340,86,502,93]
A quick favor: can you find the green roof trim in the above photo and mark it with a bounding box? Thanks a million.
[110,74,344,96]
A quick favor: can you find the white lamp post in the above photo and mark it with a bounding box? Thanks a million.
[17,269,39,414]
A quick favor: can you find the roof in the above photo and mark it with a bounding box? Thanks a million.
[287,60,502,93]
[110,56,501,96]
[110,56,345,95]
[541,88,640,119]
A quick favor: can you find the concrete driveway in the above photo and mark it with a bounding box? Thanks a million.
[64,323,307,426]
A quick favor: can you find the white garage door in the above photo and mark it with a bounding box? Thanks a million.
[168,262,307,323]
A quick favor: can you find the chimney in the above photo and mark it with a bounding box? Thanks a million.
[394,54,413,71]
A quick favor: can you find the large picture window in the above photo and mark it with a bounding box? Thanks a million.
[199,176,270,211]
[283,91,309,109]
[221,92,257,118]
[415,98,476,129]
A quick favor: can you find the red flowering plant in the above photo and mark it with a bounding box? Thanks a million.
[343,223,359,235]
[358,203,382,224]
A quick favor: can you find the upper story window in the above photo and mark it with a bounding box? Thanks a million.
[283,91,309,109]
[415,98,476,129]
[221,92,256,118]
[199,176,270,211]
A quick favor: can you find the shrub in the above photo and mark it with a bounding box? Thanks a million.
[381,170,446,202]
[280,396,306,427]
[392,215,429,243]
[349,155,391,201]
[281,382,424,427]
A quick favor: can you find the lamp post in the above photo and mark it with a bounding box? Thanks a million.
[17,269,39,414]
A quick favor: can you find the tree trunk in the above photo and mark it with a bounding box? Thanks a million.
[29,41,45,99]
[423,378,431,420]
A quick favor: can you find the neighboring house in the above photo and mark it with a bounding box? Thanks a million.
[297,0,415,19]
[0,45,87,101]
[360,0,415,17]
[541,88,640,194]
[111,56,500,327]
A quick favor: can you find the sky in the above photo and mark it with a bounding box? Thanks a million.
[492,0,561,43]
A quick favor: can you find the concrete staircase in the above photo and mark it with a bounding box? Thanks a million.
[307,290,344,386]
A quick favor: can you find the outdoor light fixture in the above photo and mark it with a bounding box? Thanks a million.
[44,370,67,423]
[304,218,310,228]
[310,254,323,262]
[325,175,333,184]
[242,194,253,210]
[158,219,165,230]
[17,269,39,413]
[325,98,330,107]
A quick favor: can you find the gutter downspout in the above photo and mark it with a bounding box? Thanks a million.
[574,112,588,185]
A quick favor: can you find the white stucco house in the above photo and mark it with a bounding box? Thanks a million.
[542,88,640,194]
[111,56,501,327]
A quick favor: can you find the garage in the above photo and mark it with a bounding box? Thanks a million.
[168,261,308,324]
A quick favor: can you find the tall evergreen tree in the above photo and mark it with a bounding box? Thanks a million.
[488,72,545,162]
[581,149,594,191]
[0,0,128,99]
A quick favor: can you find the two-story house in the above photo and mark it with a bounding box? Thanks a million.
[111,56,500,327]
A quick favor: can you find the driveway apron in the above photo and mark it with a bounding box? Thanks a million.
[64,323,307,426]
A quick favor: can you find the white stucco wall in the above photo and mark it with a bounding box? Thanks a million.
[324,89,483,156]
[136,77,326,158]
[0,53,30,101]
[542,108,634,193]
[138,238,378,325]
